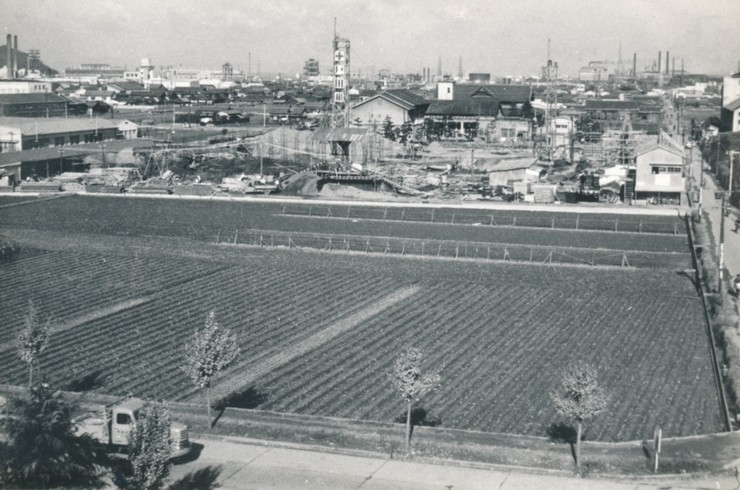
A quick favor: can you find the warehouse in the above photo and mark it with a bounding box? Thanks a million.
[0,93,84,117]
[0,117,119,152]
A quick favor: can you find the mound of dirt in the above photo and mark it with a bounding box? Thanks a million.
[281,173,319,196]
[318,182,393,201]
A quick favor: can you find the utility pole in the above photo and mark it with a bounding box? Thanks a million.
[717,151,736,296]
[719,191,726,296]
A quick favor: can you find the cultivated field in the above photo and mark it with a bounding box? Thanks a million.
[0,195,724,442]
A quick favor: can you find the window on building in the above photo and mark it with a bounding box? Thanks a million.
[84,134,94,143]
[70,135,80,145]
[54,137,65,147]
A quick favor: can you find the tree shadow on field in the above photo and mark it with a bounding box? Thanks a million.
[395,407,442,439]
[167,465,222,490]
[546,422,580,463]
[65,371,107,392]
[212,386,268,427]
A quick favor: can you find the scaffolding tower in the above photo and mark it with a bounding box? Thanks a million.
[331,24,350,130]
[539,40,558,161]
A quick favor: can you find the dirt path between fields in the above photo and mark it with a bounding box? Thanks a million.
[0,296,153,355]
[187,285,421,403]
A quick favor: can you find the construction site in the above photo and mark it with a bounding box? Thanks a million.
[12,32,679,207]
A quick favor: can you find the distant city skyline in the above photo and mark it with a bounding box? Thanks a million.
[3,0,739,78]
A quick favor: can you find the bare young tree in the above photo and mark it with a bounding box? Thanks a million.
[126,403,172,490]
[183,311,240,428]
[550,361,608,476]
[17,300,52,387]
[391,347,440,454]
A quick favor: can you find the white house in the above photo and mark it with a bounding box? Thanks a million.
[117,120,138,140]
[634,133,685,204]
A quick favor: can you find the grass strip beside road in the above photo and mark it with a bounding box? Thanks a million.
[170,401,740,477]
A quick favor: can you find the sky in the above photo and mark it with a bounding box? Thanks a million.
[3,0,740,78]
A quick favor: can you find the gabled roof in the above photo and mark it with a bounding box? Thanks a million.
[453,84,533,103]
[724,97,740,112]
[426,98,500,117]
[353,89,429,111]
[634,138,684,158]
[107,81,144,92]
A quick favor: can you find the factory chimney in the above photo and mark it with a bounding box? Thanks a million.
[13,35,18,78]
[633,53,637,77]
[437,55,442,78]
[5,34,11,79]
[665,50,669,75]
[657,51,661,73]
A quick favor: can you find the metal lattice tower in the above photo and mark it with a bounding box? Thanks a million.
[331,23,350,129]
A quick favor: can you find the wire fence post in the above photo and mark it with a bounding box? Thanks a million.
[215,231,220,244]
[234,229,238,244]
[575,215,579,230]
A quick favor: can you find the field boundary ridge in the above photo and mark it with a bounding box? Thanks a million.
[184,285,422,402]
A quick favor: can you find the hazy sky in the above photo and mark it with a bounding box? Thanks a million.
[3,0,739,77]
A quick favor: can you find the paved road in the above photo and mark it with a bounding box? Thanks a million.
[690,146,740,288]
[166,437,739,490]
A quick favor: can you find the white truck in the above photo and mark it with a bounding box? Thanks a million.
[75,398,191,459]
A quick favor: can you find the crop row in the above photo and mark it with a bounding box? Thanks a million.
[0,251,229,344]
[0,261,400,400]
[253,281,722,441]
[0,196,689,255]
[280,204,686,235]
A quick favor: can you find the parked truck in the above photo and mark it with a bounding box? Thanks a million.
[75,398,190,459]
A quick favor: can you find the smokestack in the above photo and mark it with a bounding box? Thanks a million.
[657,51,662,73]
[665,50,669,75]
[633,53,637,77]
[13,35,18,78]
[437,55,442,77]
[5,34,10,79]
[672,57,675,78]
[458,55,462,79]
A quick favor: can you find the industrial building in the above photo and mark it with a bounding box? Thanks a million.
[0,117,120,152]
[0,93,83,117]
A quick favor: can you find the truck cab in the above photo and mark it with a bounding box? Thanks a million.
[110,398,144,446]
[76,398,190,459]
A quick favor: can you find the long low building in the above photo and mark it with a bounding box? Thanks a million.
[0,116,121,152]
